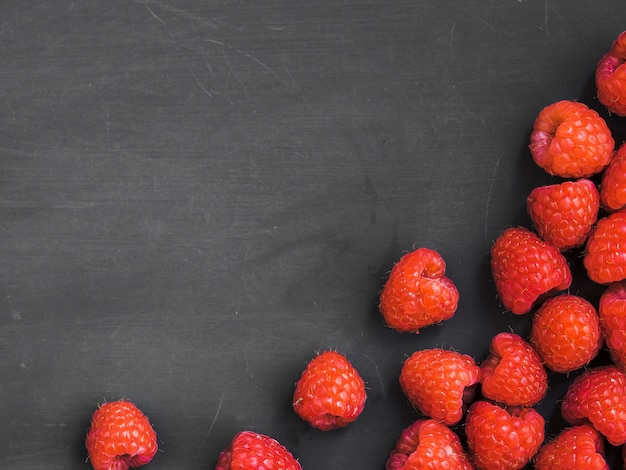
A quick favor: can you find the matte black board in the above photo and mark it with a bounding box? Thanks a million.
[1,1,625,468]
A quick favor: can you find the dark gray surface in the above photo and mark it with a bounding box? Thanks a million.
[1,1,625,468]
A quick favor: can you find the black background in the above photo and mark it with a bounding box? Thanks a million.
[1,1,625,469]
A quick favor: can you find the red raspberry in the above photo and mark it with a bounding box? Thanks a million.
[596,30,626,117]
[292,350,366,431]
[85,400,158,470]
[527,178,600,251]
[215,431,301,470]
[490,226,572,314]
[530,294,603,373]
[600,142,626,212]
[534,424,608,470]
[479,332,548,406]
[529,100,614,178]
[399,348,480,426]
[598,281,626,371]
[385,419,473,470]
[583,209,626,284]
[378,247,460,333]
[465,400,544,470]
[561,365,626,446]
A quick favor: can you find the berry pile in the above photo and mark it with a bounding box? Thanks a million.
[83,30,626,470]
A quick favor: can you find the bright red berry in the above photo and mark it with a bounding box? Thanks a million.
[527,178,600,251]
[379,247,460,333]
[584,209,626,284]
[292,350,366,431]
[85,400,158,470]
[215,431,301,470]
[596,31,626,117]
[598,281,626,371]
[534,424,608,470]
[465,400,544,470]
[479,332,548,406]
[530,294,603,373]
[600,142,626,212]
[490,226,572,314]
[529,100,614,178]
[385,419,473,470]
[399,348,480,426]
[561,365,626,446]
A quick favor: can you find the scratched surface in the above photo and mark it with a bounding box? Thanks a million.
[0,1,625,469]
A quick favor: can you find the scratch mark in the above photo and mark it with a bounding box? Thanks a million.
[206,38,280,80]
[139,0,218,28]
[185,63,214,97]
[199,381,234,450]
[143,0,277,78]
[544,0,550,36]
[220,47,246,91]
[484,154,503,241]
[145,4,169,30]
[448,22,456,47]
[143,2,282,92]
[362,354,385,398]
[474,15,495,30]
[144,4,214,98]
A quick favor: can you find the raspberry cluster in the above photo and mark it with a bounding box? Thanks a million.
[380,30,626,470]
[83,31,626,470]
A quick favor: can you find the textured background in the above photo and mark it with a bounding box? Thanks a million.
[1,1,625,468]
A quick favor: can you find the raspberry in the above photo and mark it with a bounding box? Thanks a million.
[385,419,473,470]
[583,209,626,284]
[598,281,626,371]
[378,247,460,333]
[529,100,614,177]
[600,142,626,212]
[215,431,301,470]
[85,400,158,470]
[596,30,626,117]
[530,294,603,373]
[534,425,608,470]
[399,348,480,426]
[465,400,544,470]
[479,332,548,406]
[490,226,572,314]
[561,365,626,446]
[527,178,600,250]
[292,350,366,431]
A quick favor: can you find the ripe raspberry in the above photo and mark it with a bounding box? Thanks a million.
[399,348,480,426]
[534,424,608,470]
[479,332,548,406]
[561,365,626,446]
[465,400,544,470]
[596,30,626,117]
[600,142,626,212]
[583,209,626,284]
[530,294,603,373]
[215,431,301,470]
[529,100,614,178]
[292,350,366,431]
[490,226,572,314]
[378,247,460,333]
[527,178,600,251]
[385,419,473,470]
[85,400,158,470]
[598,281,626,371]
